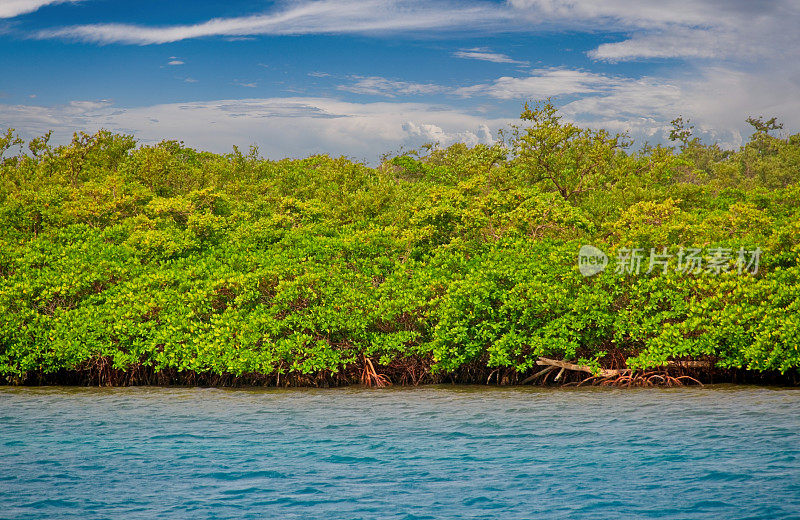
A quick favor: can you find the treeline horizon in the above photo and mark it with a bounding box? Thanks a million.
[1,102,799,386]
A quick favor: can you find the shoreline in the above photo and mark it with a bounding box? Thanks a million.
[6,362,798,388]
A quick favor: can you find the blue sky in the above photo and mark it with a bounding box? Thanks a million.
[1,0,798,162]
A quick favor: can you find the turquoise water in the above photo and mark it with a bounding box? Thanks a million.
[1,386,799,520]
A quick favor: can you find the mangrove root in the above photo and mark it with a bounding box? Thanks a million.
[531,357,708,387]
[361,356,392,388]
[519,366,556,385]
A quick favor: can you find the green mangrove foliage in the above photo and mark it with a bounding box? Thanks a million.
[1,102,799,385]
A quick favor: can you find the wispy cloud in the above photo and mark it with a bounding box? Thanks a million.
[0,0,79,19]
[587,22,796,62]
[23,0,800,69]
[337,76,448,97]
[337,69,618,100]
[453,47,527,65]
[167,59,184,66]
[507,0,788,32]
[456,68,621,99]
[505,0,800,63]
[35,0,514,45]
[234,81,258,88]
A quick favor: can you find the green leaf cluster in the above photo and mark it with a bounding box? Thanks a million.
[1,102,799,383]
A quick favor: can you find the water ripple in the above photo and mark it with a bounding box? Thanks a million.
[0,385,798,520]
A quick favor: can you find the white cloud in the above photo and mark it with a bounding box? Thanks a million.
[0,97,506,162]
[11,0,800,154]
[507,0,790,32]
[167,60,184,66]
[558,66,800,148]
[4,60,800,163]
[337,76,448,97]
[36,0,514,45]
[337,69,620,100]
[0,0,79,18]
[25,0,800,68]
[567,1,795,63]
[588,19,798,63]
[453,47,527,65]
[403,121,493,146]
[499,1,800,147]
[456,68,621,99]
[502,0,800,65]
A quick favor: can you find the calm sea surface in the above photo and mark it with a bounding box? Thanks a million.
[1,385,799,520]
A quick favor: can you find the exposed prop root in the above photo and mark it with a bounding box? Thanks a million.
[585,371,704,387]
[675,375,704,386]
[519,366,555,385]
[527,357,709,387]
[577,375,600,387]
[13,354,722,388]
[361,356,392,388]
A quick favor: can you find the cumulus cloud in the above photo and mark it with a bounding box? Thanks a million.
[0,97,506,162]
[559,66,800,148]
[403,121,494,146]
[345,66,800,148]
[0,0,79,19]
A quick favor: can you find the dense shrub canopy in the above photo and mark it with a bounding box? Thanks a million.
[1,102,799,384]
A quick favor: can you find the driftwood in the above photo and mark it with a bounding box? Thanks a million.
[535,357,626,377]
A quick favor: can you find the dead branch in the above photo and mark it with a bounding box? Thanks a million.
[536,357,627,377]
